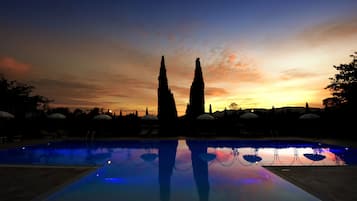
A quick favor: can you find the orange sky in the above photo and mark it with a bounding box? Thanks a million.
[0,1,356,116]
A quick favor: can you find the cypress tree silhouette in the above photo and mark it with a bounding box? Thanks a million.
[187,58,205,118]
[157,56,177,122]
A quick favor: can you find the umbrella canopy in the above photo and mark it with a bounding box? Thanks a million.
[240,112,259,120]
[93,114,112,120]
[0,111,15,119]
[299,113,320,120]
[197,113,215,120]
[141,115,158,120]
[47,113,66,119]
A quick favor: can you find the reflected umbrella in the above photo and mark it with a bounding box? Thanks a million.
[199,153,216,162]
[242,148,262,165]
[215,148,237,167]
[243,155,262,163]
[140,152,158,162]
[303,153,326,161]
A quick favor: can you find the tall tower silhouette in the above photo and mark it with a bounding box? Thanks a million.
[157,56,177,121]
[188,58,205,118]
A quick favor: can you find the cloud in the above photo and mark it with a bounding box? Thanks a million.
[170,85,189,97]
[299,16,357,46]
[30,72,159,111]
[228,54,237,64]
[206,87,229,97]
[204,48,265,84]
[279,68,317,80]
[0,56,31,77]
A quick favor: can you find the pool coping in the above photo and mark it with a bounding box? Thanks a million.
[29,165,99,201]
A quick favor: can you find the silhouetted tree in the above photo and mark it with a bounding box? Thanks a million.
[325,52,357,109]
[305,102,310,113]
[228,102,238,110]
[188,58,205,118]
[73,108,85,116]
[157,56,177,121]
[88,107,100,118]
[0,75,50,116]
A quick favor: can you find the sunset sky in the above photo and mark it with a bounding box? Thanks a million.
[1,0,357,116]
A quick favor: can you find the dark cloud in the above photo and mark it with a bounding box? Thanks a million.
[299,16,357,46]
[0,56,31,78]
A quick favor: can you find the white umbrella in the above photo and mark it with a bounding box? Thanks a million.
[47,113,66,119]
[299,113,320,120]
[240,112,259,120]
[0,111,15,119]
[141,115,158,120]
[93,114,112,120]
[197,113,215,120]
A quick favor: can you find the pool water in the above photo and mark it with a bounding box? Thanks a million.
[0,140,354,201]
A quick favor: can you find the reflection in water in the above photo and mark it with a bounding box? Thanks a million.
[158,140,211,201]
[2,140,353,201]
[187,140,209,201]
[158,140,178,201]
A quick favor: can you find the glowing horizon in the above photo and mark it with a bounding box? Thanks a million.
[0,1,356,116]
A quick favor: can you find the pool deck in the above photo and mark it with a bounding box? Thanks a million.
[0,137,356,201]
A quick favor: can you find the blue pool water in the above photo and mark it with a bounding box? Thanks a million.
[0,140,355,201]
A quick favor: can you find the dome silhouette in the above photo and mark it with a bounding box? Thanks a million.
[47,113,66,119]
[93,114,112,120]
[0,111,15,119]
[197,113,215,120]
[299,113,320,120]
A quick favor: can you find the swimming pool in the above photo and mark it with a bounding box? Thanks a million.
[0,139,354,201]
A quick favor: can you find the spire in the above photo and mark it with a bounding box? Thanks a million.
[146,107,149,116]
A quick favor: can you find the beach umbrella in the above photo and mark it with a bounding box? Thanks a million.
[299,113,320,120]
[93,114,112,120]
[196,113,215,120]
[47,113,66,119]
[0,111,15,119]
[240,112,259,120]
[141,115,158,120]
